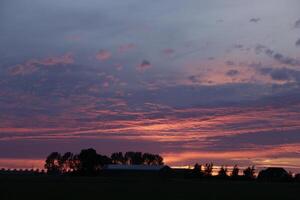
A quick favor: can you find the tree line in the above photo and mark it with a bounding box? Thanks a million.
[43,148,298,182]
[44,148,163,175]
[192,163,256,179]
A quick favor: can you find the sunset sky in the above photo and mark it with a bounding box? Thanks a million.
[1,0,300,171]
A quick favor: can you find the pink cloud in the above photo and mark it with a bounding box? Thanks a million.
[163,48,175,56]
[137,60,152,72]
[95,50,112,61]
[114,64,123,71]
[9,53,74,75]
[65,35,81,42]
[118,43,136,53]
[37,53,74,66]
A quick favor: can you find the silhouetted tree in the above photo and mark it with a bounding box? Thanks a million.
[111,152,125,164]
[218,166,228,178]
[44,152,62,174]
[78,148,102,175]
[204,163,214,177]
[153,154,164,165]
[125,152,143,165]
[191,163,204,177]
[143,153,156,165]
[243,165,255,179]
[59,152,74,172]
[70,154,81,172]
[231,164,239,178]
[194,163,201,171]
[98,154,112,166]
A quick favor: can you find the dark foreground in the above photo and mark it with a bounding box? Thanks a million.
[1,175,300,200]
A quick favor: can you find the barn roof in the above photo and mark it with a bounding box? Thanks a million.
[103,164,167,171]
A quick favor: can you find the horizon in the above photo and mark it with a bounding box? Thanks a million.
[1,0,300,172]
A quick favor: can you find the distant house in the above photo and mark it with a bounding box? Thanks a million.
[103,164,169,171]
[258,167,290,181]
[102,164,172,177]
[294,173,300,182]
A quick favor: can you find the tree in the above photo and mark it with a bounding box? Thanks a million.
[44,152,62,174]
[231,165,239,178]
[59,152,74,173]
[218,166,228,178]
[78,148,101,175]
[194,163,201,170]
[204,163,214,177]
[98,154,112,166]
[192,163,204,177]
[243,165,255,179]
[143,153,155,165]
[111,152,125,164]
[125,152,143,165]
[153,154,164,165]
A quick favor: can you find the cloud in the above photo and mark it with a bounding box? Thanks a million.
[295,19,300,28]
[65,35,81,42]
[9,53,74,75]
[249,18,261,23]
[258,67,300,82]
[233,44,243,49]
[162,48,175,56]
[137,60,152,72]
[226,61,235,66]
[296,39,300,47]
[118,43,136,53]
[188,75,200,83]
[114,64,123,71]
[255,45,300,66]
[95,50,112,61]
[272,53,300,66]
[226,69,239,77]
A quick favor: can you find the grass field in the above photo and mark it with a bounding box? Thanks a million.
[1,175,300,200]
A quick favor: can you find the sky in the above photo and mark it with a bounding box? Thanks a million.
[1,0,300,171]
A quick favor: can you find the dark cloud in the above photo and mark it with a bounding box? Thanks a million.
[226,69,239,77]
[233,44,243,49]
[269,69,293,81]
[188,75,199,83]
[295,19,300,28]
[272,53,300,66]
[296,39,300,47]
[258,67,300,82]
[255,45,300,66]
[211,129,300,147]
[137,60,152,72]
[249,18,261,23]
[226,61,235,66]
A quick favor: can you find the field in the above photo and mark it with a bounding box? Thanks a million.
[1,175,300,200]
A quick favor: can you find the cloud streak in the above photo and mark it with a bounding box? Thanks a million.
[8,53,74,75]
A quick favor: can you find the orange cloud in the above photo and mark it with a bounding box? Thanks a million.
[162,143,300,167]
